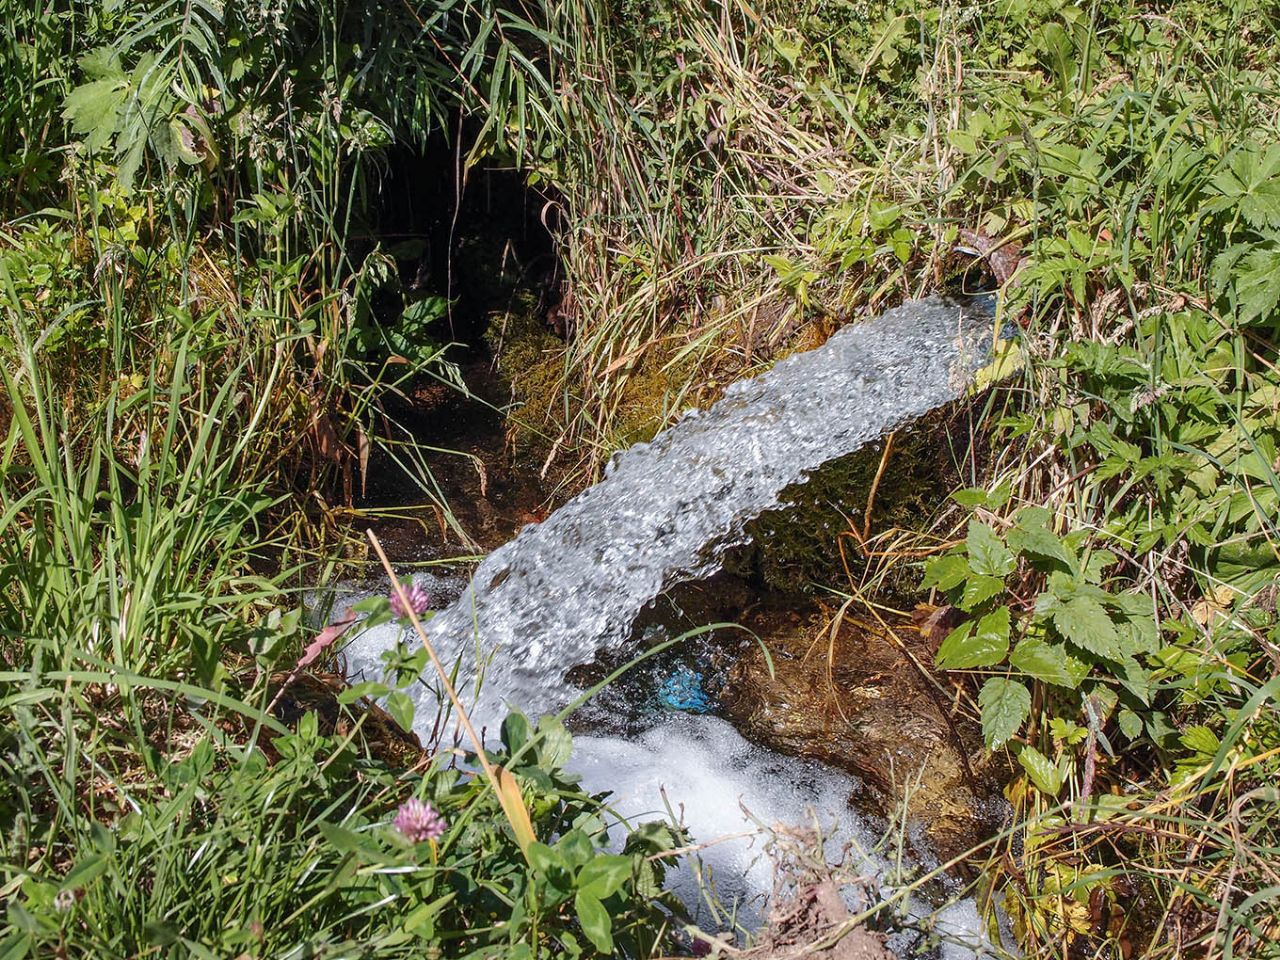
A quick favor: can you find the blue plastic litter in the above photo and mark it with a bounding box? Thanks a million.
[656,665,713,713]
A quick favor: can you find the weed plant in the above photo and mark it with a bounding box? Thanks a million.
[3,0,1280,956]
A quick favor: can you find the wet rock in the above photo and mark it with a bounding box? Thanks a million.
[721,603,1003,863]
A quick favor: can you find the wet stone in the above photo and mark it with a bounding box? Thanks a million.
[720,603,1006,864]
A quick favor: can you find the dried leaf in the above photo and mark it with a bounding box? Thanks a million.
[297,608,357,669]
[494,765,537,856]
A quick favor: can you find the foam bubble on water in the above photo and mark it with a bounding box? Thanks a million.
[569,714,875,926]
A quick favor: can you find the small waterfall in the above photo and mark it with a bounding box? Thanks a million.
[347,295,992,728]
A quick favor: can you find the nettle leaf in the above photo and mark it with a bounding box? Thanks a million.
[80,47,124,81]
[1082,549,1117,584]
[951,481,1011,510]
[979,677,1031,750]
[1017,745,1063,796]
[1212,243,1252,298]
[967,521,1015,578]
[922,553,969,591]
[936,607,1010,669]
[1051,594,1125,661]
[1117,657,1153,705]
[1009,637,1090,688]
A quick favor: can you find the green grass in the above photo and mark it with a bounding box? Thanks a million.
[3,0,1280,956]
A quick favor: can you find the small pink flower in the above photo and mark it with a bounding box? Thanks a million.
[390,580,431,619]
[394,797,446,843]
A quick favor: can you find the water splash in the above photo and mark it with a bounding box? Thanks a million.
[348,295,991,727]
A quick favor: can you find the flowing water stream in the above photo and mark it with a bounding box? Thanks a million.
[343,295,997,954]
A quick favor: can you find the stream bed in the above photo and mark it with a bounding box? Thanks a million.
[337,296,1003,956]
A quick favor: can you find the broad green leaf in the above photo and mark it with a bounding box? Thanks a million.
[1017,745,1063,796]
[1232,244,1280,325]
[1082,550,1117,584]
[960,574,1005,611]
[536,716,574,769]
[1117,708,1143,740]
[62,79,128,153]
[1110,592,1160,654]
[385,691,415,731]
[574,891,613,953]
[1009,637,1090,688]
[1051,594,1125,661]
[979,677,1031,749]
[61,854,108,890]
[79,47,124,80]
[528,841,566,875]
[577,855,633,900]
[922,553,969,591]
[952,481,1013,510]
[404,893,458,936]
[1180,725,1220,757]
[951,488,989,508]
[936,607,1010,669]
[338,681,387,704]
[967,521,1014,578]
[1210,145,1280,229]
[1117,657,1153,705]
[1006,515,1074,569]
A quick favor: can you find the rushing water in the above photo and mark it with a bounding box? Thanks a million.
[347,295,992,728]
[342,295,995,955]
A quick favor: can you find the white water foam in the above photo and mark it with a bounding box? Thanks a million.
[570,715,874,924]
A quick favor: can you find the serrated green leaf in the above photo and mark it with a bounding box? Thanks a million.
[1082,549,1117,583]
[1233,244,1280,325]
[979,677,1031,749]
[1211,145,1280,229]
[960,574,1006,611]
[936,607,1010,669]
[1052,594,1125,661]
[1180,724,1220,758]
[1117,707,1143,740]
[1117,657,1153,705]
[1009,637,1090,688]
[62,79,128,153]
[967,521,1014,578]
[952,488,989,508]
[1017,745,1063,795]
[922,553,969,591]
[1212,243,1251,297]
[80,48,124,81]
[1006,514,1074,569]
[1111,593,1160,654]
